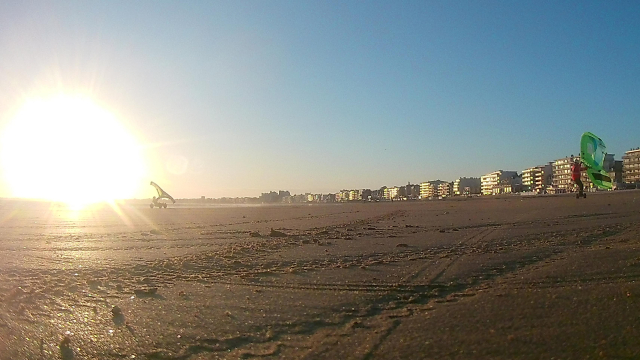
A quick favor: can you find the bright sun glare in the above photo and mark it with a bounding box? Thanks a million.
[1,95,146,209]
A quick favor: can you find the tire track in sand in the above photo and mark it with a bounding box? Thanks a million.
[404,226,498,285]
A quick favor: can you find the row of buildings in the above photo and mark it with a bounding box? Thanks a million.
[254,148,640,203]
[489,149,637,196]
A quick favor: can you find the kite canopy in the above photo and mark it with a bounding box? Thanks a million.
[586,168,612,190]
[580,132,606,171]
[150,181,176,203]
[580,132,612,190]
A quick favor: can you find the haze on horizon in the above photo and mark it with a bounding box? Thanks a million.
[0,1,639,200]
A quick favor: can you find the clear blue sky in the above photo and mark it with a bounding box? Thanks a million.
[1,1,639,198]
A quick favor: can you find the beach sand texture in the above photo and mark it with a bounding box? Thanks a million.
[1,191,639,359]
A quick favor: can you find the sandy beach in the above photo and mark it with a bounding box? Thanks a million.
[1,191,639,359]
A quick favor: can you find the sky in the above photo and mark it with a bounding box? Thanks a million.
[0,1,639,199]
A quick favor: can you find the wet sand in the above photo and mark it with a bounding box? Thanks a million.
[1,191,639,359]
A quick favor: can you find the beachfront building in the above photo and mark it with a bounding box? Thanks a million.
[552,156,579,192]
[537,163,554,192]
[453,177,481,196]
[481,171,502,195]
[419,180,446,199]
[438,182,453,197]
[521,163,552,193]
[311,194,328,202]
[522,166,540,191]
[260,190,290,203]
[384,186,400,200]
[521,167,539,192]
[623,148,640,185]
[335,190,350,202]
[348,190,362,201]
[419,182,434,199]
[481,171,518,195]
[493,177,523,195]
[276,192,336,203]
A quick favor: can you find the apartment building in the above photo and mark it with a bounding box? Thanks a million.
[419,182,434,199]
[623,148,640,184]
[438,182,453,197]
[453,177,481,195]
[335,190,350,202]
[521,167,538,192]
[420,180,446,199]
[481,171,518,195]
[536,163,554,192]
[384,187,399,200]
[522,163,552,193]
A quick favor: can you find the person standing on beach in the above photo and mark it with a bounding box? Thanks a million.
[571,158,588,196]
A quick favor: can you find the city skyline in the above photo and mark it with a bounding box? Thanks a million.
[1,1,639,201]
[196,148,635,200]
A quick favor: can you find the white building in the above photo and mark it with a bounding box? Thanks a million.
[384,187,399,200]
[335,190,350,202]
[481,171,519,195]
[552,156,577,192]
[420,180,446,199]
[623,148,640,184]
[521,163,552,193]
[438,182,452,197]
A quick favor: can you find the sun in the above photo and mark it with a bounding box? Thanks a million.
[1,95,147,209]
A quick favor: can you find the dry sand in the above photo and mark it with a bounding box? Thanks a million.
[1,191,639,359]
